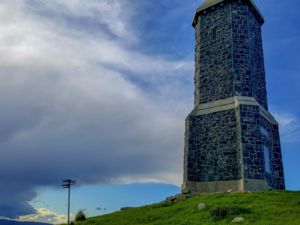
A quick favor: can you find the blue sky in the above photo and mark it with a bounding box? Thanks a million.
[0,0,299,224]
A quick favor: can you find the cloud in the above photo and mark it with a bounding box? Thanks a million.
[272,111,300,143]
[18,208,66,224]
[0,0,193,218]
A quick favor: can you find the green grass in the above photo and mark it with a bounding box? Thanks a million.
[71,191,300,225]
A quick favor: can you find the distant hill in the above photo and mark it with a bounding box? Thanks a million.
[72,191,300,225]
[0,220,52,225]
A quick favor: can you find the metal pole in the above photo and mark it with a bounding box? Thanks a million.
[62,179,76,225]
[68,184,70,225]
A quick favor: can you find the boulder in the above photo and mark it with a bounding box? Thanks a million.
[197,203,206,210]
[232,217,245,223]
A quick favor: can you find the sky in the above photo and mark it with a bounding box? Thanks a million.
[0,0,300,224]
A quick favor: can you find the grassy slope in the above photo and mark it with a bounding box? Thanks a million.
[75,191,300,225]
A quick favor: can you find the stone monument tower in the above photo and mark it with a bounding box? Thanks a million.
[182,0,285,193]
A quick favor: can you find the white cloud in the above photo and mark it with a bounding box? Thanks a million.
[272,111,300,143]
[18,208,66,224]
[0,0,192,218]
[0,216,11,220]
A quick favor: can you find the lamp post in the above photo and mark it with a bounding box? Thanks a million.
[62,179,76,224]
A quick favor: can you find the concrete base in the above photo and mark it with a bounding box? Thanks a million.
[182,179,270,194]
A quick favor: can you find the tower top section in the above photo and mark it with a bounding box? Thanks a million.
[193,0,264,27]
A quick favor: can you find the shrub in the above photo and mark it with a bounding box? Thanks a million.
[210,206,251,219]
[75,210,86,221]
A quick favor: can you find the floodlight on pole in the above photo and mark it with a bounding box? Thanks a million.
[62,179,76,224]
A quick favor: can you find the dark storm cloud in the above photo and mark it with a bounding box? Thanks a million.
[0,174,38,217]
[0,0,192,218]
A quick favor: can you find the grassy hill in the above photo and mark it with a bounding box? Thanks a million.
[72,191,300,225]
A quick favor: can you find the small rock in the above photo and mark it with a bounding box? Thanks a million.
[197,203,206,210]
[166,196,176,202]
[232,217,245,223]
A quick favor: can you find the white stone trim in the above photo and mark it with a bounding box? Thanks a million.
[192,96,278,125]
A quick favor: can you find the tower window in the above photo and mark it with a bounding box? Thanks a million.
[264,146,271,173]
[251,27,256,39]
[212,28,219,41]
[260,126,269,138]
[212,29,216,40]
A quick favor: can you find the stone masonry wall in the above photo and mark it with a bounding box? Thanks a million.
[237,105,265,180]
[185,109,240,182]
[184,103,285,189]
[231,1,268,109]
[194,1,268,109]
[259,116,285,189]
[194,3,234,105]
[237,104,285,190]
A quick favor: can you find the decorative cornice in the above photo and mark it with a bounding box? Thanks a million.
[192,0,265,27]
[190,96,278,125]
